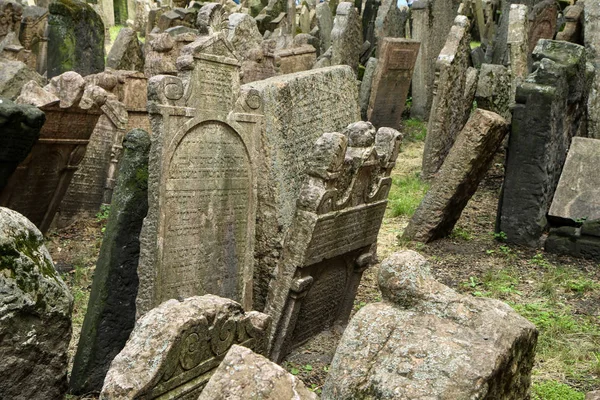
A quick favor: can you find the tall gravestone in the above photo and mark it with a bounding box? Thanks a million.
[316,2,333,55]
[498,40,590,246]
[527,0,557,54]
[137,33,263,316]
[70,129,150,395]
[243,65,360,312]
[330,2,362,73]
[265,122,402,361]
[585,0,600,139]
[507,4,529,103]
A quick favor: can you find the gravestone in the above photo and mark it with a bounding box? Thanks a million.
[47,0,105,79]
[585,0,600,139]
[315,2,332,55]
[243,65,360,312]
[100,295,271,399]
[144,31,198,77]
[323,251,538,400]
[373,0,407,55]
[198,345,317,400]
[330,2,362,73]
[1,73,106,234]
[507,4,530,103]
[70,129,150,395]
[403,109,509,242]
[19,5,49,75]
[106,27,144,72]
[409,0,457,120]
[528,0,557,54]
[367,38,419,130]
[0,207,73,400]
[265,122,402,361]
[0,58,45,100]
[498,40,589,246]
[556,3,583,44]
[475,63,511,121]
[361,0,381,59]
[137,34,263,316]
[0,97,45,192]
[422,15,473,180]
[359,56,377,120]
[275,43,317,74]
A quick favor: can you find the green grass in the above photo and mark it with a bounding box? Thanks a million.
[387,172,428,218]
[470,40,481,50]
[109,25,124,43]
[532,380,585,400]
[402,118,427,142]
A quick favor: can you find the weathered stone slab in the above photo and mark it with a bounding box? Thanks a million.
[359,56,377,120]
[243,65,360,312]
[373,0,407,55]
[19,5,49,75]
[367,38,419,130]
[275,43,317,74]
[0,97,45,192]
[106,27,144,72]
[422,15,473,179]
[404,109,508,242]
[70,129,150,395]
[323,251,538,400]
[144,31,198,77]
[137,34,262,316]
[0,58,45,100]
[528,0,557,54]
[0,207,73,400]
[475,63,511,121]
[100,295,271,399]
[265,122,402,361]
[315,2,332,55]
[585,0,600,139]
[47,0,105,79]
[507,4,530,103]
[498,40,589,246]
[198,345,317,400]
[330,2,362,73]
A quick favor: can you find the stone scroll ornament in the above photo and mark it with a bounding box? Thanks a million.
[265,121,402,362]
[137,33,263,317]
[100,295,271,399]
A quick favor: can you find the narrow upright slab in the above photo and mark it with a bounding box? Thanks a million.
[137,34,262,316]
[507,4,530,103]
[528,0,557,54]
[367,38,419,130]
[585,0,600,139]
[265,122,402,361]
[330,2,362,72]
[475,64,511,121]
[403,109,509,243]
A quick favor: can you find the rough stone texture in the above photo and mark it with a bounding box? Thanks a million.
[0,207,74,400]
[359,56,377,120]
[106,27,144,72]
[198,345,317,400]
[409,0,457,120]
[137,34,262,316]
[585,0,600,139]
[422,15,473,180]
[69,129,150,395]
[330,2,362,73]
[367,38,419,130]
[548,137,600,223]
[498,40,590,246]
[373,0,407,54]
[144,31,198,77]
[100,295,271,399]
[0,58,45,100]
[0,97,45,192]
[47,0,105,79]
[322,251,538,400]
[315,2,332,55]
[265,124,402,362]
[507,4,530,103]
[475,63,511,121]
[361,0,380,61]
[404,109,508,242]
[556,3,583,44]
[528,0,557,54]
[2,73,111,234]
[275,43,317,74]
[243,65,360,312]
[19,6,50,76]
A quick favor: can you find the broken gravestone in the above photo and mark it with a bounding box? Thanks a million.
[322,251,538,400]
[100,295,271,399]
[106,27,144,72]
[265,122,402,362]
[198,345,317,400]
[0,207,73,400]
[475,63,512,121]
[330,2,362,73]
[403,109,509,243]
[69,129,150,395]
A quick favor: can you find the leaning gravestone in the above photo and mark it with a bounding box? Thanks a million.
[0,97,45,192]
[359,57,378,120]
[243,65,360,312]
[475,64,511,121]
[137,33,263,316]
[498,40,589,246]
[106,27,144,72]
[323,251,538,400]
[47,0,105,79]
[0,207,73,400]
[265,122,402,361]
[100,295,271,399]
[330,2,362,73]
[70,129,150,395]
[315,2,333,55]
[366,38,419,130]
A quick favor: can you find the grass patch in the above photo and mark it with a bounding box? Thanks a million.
[109,25,124,43]
[387,172,428,218]
[402,118,427,142]
[470,40,481,50]
[532,380,585,400]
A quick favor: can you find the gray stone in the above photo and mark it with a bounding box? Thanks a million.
[198,345,317,400]
[0,58,45,100]
[0,207,73,400]
[475,63,511,121]
[556,3,583,44]
[265,123,402,361]
[373,0,407,54]
[19,6,50,76]
[315,2,332,55]
[228,12,263,58]
[243,65,360,312]
[359,56,377,120]
[69,129,150,395]
[587,391,600,400]
[585,0,600,139]
[404,109,508,242]
[0,97,45,192]
[582,220,600,238]
[422,15,473,179]
[507,4,530,103]
[106,27,144,72]
[322,251,538,400]
[471,45,484,68]
[100,295,271,399]
[330,2,362,72]
[548,137,600,223]
[498,40,589,246]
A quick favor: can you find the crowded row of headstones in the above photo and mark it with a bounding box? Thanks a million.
[2,0,600,398]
